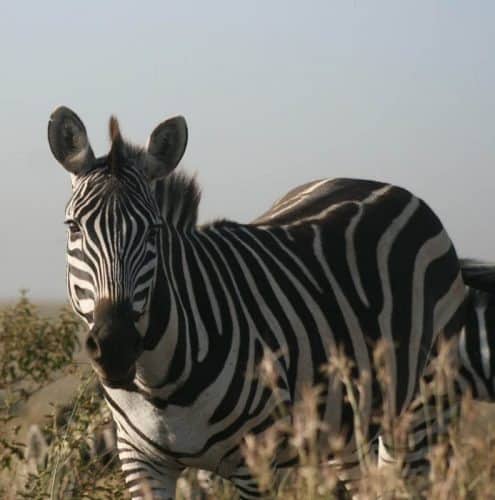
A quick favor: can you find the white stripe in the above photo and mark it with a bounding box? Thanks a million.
[264,179,331,220]
[377,196,419,415]
[313,225,373,436]
[176,234,209,363]
[476,301,491,380]
[235,227,333,401]
[406,230,456,409]
[185,234,222,335]
[344,186,392,308]
[458,326,489,398]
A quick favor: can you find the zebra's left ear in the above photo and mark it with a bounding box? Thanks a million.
[143,116,188,180]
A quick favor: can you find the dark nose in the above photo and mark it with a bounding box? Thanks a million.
[86,300,143,386]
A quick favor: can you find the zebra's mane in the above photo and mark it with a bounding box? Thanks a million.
[101,116,201,230]
[460,258,495,294]
[154,171,201,229]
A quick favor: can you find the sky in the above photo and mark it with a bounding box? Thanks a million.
[0,1,494,300]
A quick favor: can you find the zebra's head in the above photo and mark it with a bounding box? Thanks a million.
[48,106,187,388]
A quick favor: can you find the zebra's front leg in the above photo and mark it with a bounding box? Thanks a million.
[118,446,183,499]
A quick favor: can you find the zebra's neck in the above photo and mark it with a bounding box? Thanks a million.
[136,221,258,404]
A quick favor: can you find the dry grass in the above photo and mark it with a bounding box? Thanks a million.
[1,295,494,499]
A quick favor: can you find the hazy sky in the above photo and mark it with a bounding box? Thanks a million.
[1,1,494,300]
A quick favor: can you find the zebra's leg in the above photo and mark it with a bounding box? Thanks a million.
[117,444,183,499]
[377,434,403,472]
[411,394,460,475]
[378,395,461,480]
[229,464,273,500]
[330,438,379,499]
[377,396,429,477]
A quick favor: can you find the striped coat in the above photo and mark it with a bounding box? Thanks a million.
[48,107,466,499]
[379,260,495,473]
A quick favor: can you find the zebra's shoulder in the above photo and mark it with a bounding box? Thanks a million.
[250,177,396,227]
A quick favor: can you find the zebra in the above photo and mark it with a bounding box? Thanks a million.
[378,259,495,475]
[47,106,466,499]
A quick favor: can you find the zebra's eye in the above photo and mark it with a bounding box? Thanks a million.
[65,221,81,237]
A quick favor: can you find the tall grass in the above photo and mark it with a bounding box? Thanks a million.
[1,295,494,499]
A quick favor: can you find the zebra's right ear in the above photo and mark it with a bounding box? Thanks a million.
[48,106,95,175]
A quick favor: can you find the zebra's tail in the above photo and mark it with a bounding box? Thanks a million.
[460,258,495,294]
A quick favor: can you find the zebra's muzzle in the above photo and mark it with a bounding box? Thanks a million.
[86,300,143,388]
[99,364,137,390]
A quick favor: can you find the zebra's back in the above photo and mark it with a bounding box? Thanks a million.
[252,178,388,226]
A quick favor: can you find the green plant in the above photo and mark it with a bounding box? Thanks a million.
[0,292,80,389]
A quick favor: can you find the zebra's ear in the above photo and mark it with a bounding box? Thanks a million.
[144,116,188,180]
[48,106,95,175]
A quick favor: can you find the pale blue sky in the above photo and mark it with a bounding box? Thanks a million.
[0,1,494,300]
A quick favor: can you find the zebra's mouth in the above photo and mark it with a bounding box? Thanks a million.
[99,365,136,389]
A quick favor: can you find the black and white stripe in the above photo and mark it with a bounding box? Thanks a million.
[378,259,495,476]
[50,108,466,499]
[66,164,162,326]
[458,261,495,400]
